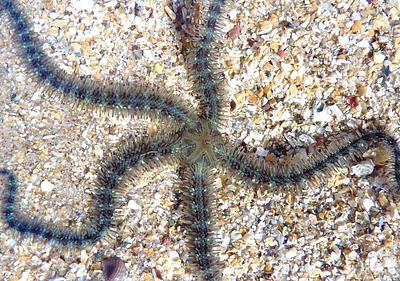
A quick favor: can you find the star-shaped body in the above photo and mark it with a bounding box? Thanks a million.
[1,0,400,280]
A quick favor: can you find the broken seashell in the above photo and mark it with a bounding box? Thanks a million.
[351,159,375,177]
[102,256,127,281]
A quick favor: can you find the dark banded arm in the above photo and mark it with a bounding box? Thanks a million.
[1,134,180,247]
[219,132,400,188]
[1,0,196,124]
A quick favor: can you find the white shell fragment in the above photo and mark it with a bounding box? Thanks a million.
[351,159,375,177]
[363,198,374,213]
[40,180,55,192]
[71,0,95,12]
[338,36,349,46]
[313,109,333,123]
[127,199,141,210]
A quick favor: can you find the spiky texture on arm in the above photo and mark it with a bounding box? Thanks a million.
[1,134,180,247]
[179,160,221,281]
[192,0,232,126]
[0,0,195,124]
[219,132,400,189]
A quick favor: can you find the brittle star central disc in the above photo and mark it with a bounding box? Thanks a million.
[182,121,224,164]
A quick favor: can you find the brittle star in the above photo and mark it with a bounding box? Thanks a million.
[1,0,400,280]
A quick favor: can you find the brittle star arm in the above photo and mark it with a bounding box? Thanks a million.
[191,0,232,125]
[0,0,196,124]
[179,160,221,281]
[0,133,180,247]
[218,132,400,187]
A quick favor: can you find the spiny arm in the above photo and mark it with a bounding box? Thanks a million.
[0,0,195,124]
[179,160,221,280]
[218,132,400,188]
[191,0,233,127]
[1,133,180,247]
